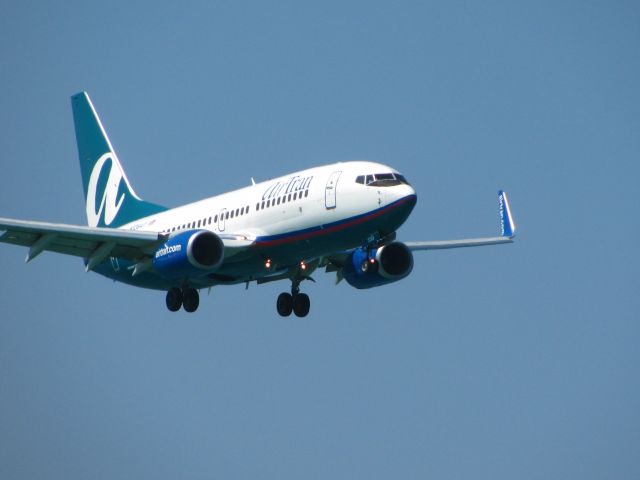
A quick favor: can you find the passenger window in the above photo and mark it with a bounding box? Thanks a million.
[261,201,265,209]
[305,190,309,197]
[226,212,229,220]
[277,197,281,205]
[214,215,218,223]
[235,208,239,216]
[288,194,292,201]
[293,192,297,200]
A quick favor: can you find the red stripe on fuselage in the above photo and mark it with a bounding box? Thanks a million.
[255,195,415,248]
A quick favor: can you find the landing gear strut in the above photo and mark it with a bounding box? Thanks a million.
[165,287,200,313]
[277,280,310,317]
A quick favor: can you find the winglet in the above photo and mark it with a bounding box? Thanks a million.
[498,191,516,238]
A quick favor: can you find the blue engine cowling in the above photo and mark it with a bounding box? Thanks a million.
[343,242,414,289]
[153,230,224,278]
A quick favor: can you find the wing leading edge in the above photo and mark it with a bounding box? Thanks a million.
[404,190,516,251]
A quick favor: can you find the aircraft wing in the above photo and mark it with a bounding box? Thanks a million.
[0,217,168,270]
[404,236,512,250]
[324,191,516,274]
[404,190,516,251]
[0,217,258,272]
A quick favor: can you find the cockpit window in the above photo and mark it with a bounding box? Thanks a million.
[355,172,411,187]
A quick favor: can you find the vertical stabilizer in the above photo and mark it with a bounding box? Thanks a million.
[71,92,166,228]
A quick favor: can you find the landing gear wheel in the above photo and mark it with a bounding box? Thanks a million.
[166,287,183,312]
[277,292,293,317]
[292,293,310,317]
[182,288,200,313]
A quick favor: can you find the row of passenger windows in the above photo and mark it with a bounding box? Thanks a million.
[161,205,250,233]
[255,189,309,211]
[355,172,410,187]
[160,188,311,234]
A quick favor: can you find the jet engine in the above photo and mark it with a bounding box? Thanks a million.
[342,241,414,289]
[153,230,224,278]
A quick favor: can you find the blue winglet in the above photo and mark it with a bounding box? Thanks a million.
[498,191,516,238]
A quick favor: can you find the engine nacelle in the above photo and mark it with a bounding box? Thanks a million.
[153,230,224,278]
[343,241,414,289]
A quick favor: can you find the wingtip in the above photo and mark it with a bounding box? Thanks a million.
[498,191,516,238]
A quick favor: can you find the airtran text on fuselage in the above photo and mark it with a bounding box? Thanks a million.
[262,175,313,201]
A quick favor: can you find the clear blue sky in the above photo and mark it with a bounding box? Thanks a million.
[1,1,638,478]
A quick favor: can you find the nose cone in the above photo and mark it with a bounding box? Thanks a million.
[393,184,417,206]
[383,184,417,233]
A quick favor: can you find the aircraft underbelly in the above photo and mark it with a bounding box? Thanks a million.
[91,195,416,290]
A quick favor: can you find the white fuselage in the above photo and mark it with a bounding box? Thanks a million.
[125,161,416,246]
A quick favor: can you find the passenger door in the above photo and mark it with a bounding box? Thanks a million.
[325,171,342,209]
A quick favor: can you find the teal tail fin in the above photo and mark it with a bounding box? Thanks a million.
[71,92,167,228]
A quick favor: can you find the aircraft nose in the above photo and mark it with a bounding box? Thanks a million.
[397,183,417,205]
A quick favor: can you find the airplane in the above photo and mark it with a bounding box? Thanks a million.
[0,92,516,316]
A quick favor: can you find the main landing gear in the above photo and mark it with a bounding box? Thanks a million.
[166,287,200,313]
[276,281,310,317]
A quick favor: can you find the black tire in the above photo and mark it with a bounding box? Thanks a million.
[182,288,200,313]
[166,287,183,312]
[292,293,310,317]
[277,292,293,317]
